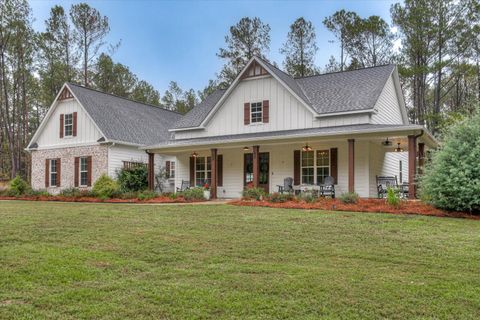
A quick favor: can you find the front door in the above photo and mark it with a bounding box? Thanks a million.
[244,152,269,193]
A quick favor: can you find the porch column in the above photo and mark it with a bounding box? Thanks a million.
[147,152,154,191]
[211,148,217,199]
[418,142,425,175]
[348,139,355,193]
[408,135,417,199]
[253,145,260,188]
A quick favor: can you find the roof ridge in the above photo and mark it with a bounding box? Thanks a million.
[66,82,182,115]
[294,64,396,80]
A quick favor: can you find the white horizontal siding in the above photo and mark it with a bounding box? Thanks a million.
[36,99,102,148]
[371,75,404,125]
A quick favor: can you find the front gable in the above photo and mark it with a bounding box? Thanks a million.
[29,85,103,150]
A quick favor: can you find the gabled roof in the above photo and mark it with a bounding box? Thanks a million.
[172,57,397,130]
[67,83,182,145]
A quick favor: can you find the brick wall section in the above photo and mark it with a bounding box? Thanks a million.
[31,145,108,193]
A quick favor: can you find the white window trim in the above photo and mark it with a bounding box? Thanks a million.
[64,113,73,137]
[195,157,211,187]
[79,157,88,187]
[169,161,176,179]
[50,159,57,187]
[300,149,331,185]
[250,102,263,124]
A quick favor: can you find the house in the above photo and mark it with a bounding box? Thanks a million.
[142,56,437,199]
[27,83,181,194]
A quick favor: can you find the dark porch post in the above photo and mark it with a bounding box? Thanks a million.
[253,145,260,188]
[211,148,217,199]
[348,139,355,193]
[147,152,154,191]
[418,142,425,175]
[408,135,417,199]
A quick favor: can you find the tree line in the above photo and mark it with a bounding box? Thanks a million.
[1,0,479,180]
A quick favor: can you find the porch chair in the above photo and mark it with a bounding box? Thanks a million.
[277,177,294,194]
[176,180,190,192]
[320,176,336,198]
[376,175,398,198]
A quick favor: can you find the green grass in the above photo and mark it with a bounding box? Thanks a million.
[0,201,479,319]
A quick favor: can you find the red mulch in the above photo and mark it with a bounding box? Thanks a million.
[0,195,203,204]
[229,198,480,220]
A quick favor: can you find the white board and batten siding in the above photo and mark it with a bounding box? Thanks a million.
[36,99,102,149]
[371,75,405,125]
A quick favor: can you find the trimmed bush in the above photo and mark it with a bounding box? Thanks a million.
[267,192,295,203]
[420,111,480,213]
[117,166,148,192]
[137,190,157,201]
[339,192,359,204]
[386,187,401,207]
[242,187,266,200]
[92,174,119,199]
[60,187,82,197]
[298,192,316,203]
[8,175,30,196]
[179,187,205,201]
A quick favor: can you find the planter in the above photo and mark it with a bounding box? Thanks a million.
[203,190,211,200]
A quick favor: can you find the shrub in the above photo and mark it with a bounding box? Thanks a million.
[386,187,401,207]
[8,175,30,196]
[60,187,82,197]
[298,192,316,203]
[268,192,295,203]
[339,192,359,204]
[420,111,480,213]
[117,166,148,192]
[27,189,50,197]
[92,174,119,199]
[179,187,205,201]
[137,190,157,201]
[242,187,266,200]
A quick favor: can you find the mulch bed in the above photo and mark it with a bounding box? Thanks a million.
[0,195,204,204]
[229,198,480,220]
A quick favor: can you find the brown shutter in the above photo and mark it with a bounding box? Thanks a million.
[45,159,50,188]
[244,102,250,125]
[330,148,338,185]
[56,159,61,187]
[217,154,223,187]
[293,150,300,185]
[87,156,92,186]
[74,157,79,187]
[189,157,195,186]
[60,114,64,138]
[263,100,269,123]
[165,161,171,179]
[73,112,78,137]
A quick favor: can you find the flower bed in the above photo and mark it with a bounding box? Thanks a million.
[229,198,480,220]
[0,195,204,204]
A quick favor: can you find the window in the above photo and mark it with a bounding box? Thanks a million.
[250,102,263,123]
[301,149,330,185]
[64,113,73,136]
[80,157,88,186]
[50,159,57,186]
[195,157,211,187]
[169,161,176,178]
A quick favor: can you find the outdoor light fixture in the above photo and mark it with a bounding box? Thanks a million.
[394,143,404,152]
[243,146,249,151]
[382,138,392,147]
[302,143,312,152]
[191,151,198,157]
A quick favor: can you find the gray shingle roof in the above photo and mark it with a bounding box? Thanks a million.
[173,59,396,130]
[68,83,182,145]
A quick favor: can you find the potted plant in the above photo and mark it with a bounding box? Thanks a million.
[203,182,210,200]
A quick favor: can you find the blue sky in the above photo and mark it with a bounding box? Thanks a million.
[30,0,397,94]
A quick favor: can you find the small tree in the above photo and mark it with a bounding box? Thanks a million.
[117,166,148,192]
[420,111,480,213]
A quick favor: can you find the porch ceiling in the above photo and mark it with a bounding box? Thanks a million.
[143,124,437,153]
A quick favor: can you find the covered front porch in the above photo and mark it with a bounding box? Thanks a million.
[145,125,437,199]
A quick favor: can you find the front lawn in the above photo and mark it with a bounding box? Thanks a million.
[1,201,479,319]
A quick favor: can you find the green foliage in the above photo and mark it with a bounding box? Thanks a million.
[137,190,157,201]
[92,174,119,199]
[386,187,401,207]
[117,166,148,192]
[59,187,82,197]
[242,187,267,200]
[298,192,317,203]
[420,112,480,213]
[267,192,295,203]
[339,192,359,204]
[179,187,205,201]
[8,175,31,196]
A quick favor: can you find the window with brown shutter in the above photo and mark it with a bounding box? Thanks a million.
[86,156,92,186]
[217,155,223,187]
[330,148,338,184]
[244,103,250,125]
[74,157,79,187]
[56,159,61,187]
[189,157,195,186]
[73,112,78,136]
[262,100,269,123]
[60,114,64,138]
[293,150,300,185]
[45,159,50,188]
[165,161,171,178]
